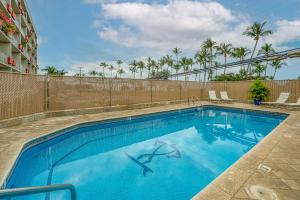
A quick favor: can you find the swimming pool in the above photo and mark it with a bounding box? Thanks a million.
[4,106,287,200]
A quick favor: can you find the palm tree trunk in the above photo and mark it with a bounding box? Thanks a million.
[264,62,268,78]
[247,39,259,74]
[204,63,207,81]
[273,68,277,79]
[224,55,227,75]
[199,64,202,81]
[240,58,243,72]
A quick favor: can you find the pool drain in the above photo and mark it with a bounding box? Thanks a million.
[246,185,279,200]
[258,164,272,173]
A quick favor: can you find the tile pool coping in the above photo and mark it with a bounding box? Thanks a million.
[0,102,299,199]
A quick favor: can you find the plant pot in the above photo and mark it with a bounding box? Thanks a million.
[254,99,261,105]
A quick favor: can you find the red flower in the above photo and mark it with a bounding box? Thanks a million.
[18,44,23,51]
[6,3,13,14]
[7,57,13,65]
[11,12,16,19]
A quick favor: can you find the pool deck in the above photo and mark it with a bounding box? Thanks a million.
[0,102,300,199]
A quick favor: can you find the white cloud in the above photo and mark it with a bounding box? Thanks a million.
[98,1,242,50]
[266,20,300,48]
[92,0,300,53]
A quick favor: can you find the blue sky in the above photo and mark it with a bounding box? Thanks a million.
[27,0,300,79]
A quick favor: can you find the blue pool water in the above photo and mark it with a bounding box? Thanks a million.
[5,107,286,200]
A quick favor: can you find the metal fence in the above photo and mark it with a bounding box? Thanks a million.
[1,72,300,120]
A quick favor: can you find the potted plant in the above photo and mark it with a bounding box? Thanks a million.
[249,80,270,105]
[3,23,16,36]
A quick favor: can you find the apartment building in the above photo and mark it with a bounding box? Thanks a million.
[0,0,37,74]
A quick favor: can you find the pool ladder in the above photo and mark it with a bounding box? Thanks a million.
[0,184,76,200]
[188,97,202,107]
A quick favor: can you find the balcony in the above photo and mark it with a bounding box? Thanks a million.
[20,64,24,72]
[11,35,17,43]
[0,51,8,64]
[9,35,19,48]
[0,0,7,7]
[23,51,29,59]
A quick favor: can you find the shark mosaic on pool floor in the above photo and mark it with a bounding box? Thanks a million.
[0,102,300,199]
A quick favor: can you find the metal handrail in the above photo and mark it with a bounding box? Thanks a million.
[0,184,76,200]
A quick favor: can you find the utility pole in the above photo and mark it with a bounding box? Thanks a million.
[79,67,83,85]
[79,67,83,77]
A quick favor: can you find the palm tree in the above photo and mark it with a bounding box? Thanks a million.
[42,66,58,75]
[180,57,191,81]
[232,47,251,72]
[158,57,165,72]
[208,68,213,81]
[129,65,137,79]
[108,65,115,78]
[194,51,203,80]
[137,61,145,79]
[57,69,68,76]
[146,57,153,78]
[243,21,273,73]
[164,55,173,72]
[202,39,217,80]
[172,47,182,64]
[89,70,98,77]
[173,64,181,80]
[216,43,233,75]
[257,43,275,77]
[212,61,220,78]
[117,68,125,78]
[271,59,286,79]
[74,73,85,77]
[252,61,264,78]
[116,60,123,69]
[187,58,194,81]
[100,62,108,77]
[129,60,138,79]
[195,48,209,81]
[98,72,104,78]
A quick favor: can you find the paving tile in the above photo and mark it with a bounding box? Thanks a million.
[213,165,252,196]
[192,184,232,200]
[233,187,251,199]
[275,188,300,200]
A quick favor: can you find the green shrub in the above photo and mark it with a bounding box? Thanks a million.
[249,80,270,101]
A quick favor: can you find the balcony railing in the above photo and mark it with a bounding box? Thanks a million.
[23,51,29,59]
[10,35,18,46]
[0,52,7,64]
[0,0,7,7]
[20,64,25,72]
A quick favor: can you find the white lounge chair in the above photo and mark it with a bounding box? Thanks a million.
[220,91,235,102]
[283,97,300,106]
[208,90,220,102]
[263,92,290,104]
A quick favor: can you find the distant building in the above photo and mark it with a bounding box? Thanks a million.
[0,0,37,74]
